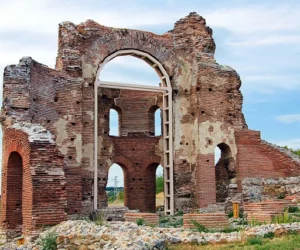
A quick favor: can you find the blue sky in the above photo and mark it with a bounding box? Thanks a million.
[0,0,300,187]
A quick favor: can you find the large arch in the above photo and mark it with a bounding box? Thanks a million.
[93,49,174,214]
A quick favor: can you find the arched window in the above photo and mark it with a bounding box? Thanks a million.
[149,105,161,136]
[109,108,121,136]
[155,109,162,136]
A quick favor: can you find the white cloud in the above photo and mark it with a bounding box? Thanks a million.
[227,35,300,47]
[274,138,300,150]
[276,114,300,124]
[241,74,300,92]
[0,0,182,35]
[205,5,300,34]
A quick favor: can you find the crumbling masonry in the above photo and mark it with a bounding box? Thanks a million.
[1,13,300,236]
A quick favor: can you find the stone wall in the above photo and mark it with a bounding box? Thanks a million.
[242,177,300,202]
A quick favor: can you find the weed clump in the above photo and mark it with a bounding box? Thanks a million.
[39,232,58,250]
[136,218,145,226]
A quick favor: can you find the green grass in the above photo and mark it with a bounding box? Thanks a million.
[167,233,300,250]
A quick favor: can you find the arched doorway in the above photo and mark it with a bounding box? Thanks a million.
[107,163,125,206]
[215,143,236,202]
[94,49,174,214]
[6,152,23,230]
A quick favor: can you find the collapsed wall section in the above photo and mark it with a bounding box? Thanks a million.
[2,58,84,216]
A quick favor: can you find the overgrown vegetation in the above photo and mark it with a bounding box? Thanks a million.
[94,212,105,226]
[191,220,208,232]
[191,220,242,233]
[159,215,183,228]
[272,210,295,224]
[263,232,275,239]
[39,232,58,250]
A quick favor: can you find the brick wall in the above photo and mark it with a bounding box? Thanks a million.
[1,129,32,234]
[0,128,67,235]
[183,213,229,229]
[244,201,291,222]
[235,130,300,191]
[124,213,159,226]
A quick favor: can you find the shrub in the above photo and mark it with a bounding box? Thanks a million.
[94,212,105,226]
[264,232,275,239]
[170,218,183,227]
[136,218,145,226]
[227,211,234,218]
[277,193,286,199]
[247,237,263,246]
[288,206,300,213]
[159,216,169,224]
[175,210,184,216]
[40,232,58,250]
[191,220,208,232]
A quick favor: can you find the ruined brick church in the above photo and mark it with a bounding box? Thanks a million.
[1,13,300,235]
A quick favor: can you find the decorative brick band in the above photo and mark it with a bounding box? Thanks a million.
[124,213,159,226]
[183,213,229,229]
